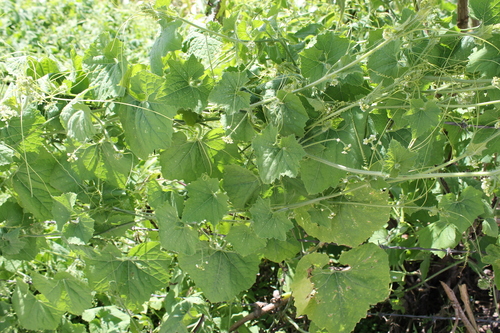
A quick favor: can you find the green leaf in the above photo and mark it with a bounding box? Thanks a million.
[297,244,390,333]
[32,272,93,315]
[291,253,328,314]
[0,143,14,166]
[439,186,484,232]
[467,34,500,78]
[383,139,417,177]
[1,107,45,153]
[294,183,390,247]
[178,246,260,302]
[418,221,459,257]
[300,32,350,83]
[62,213,94,245]
[12,279,64,331]
[128,70,168,102]
[367,40,404,84]
[252,126,306,184]
[222,165,262,209]
[85,242,172,310]
[266,90,308,137]
[162,55,212,113]
[182,177,228,224]
[156,202,200,255]
[470,0,500,25]
[52,192,77,230]
[160,131,219,182]
[12,151,60,221]
[83,34,127,99]
[60,102,97,142]
[118,97,175,160]
[0,228,27,255]
[225,224,267,256]
[209,72,251,115]
[403,99,441,138]
[82,306,130,331]
[483,244,500,289]
[301,144,344,195]
[250,197,293,241]
[150,20,183,75]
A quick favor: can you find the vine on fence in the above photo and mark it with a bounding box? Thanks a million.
[1,0,500,331]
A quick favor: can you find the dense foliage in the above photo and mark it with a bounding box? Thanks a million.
[1,0,500,332]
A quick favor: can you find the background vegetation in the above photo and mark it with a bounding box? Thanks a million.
[1,0,500,332]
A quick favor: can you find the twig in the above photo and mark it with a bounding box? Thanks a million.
[229,291,289,332]
[459,284,480,332]
[440,281,478,333]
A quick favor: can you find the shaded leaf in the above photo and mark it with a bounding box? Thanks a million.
[223,165,261,209]
[150,20,183,75]
[183,177,228,224]
[250,197,293,241]
[225,224,267,256]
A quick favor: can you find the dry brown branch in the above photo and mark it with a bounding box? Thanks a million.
[229,292,290,332]
[440,281,478,333]
[459,284,480,332]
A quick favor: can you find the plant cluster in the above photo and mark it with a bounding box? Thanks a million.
[1,0,500,332]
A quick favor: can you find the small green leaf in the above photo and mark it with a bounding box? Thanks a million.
[178,246,260,303]
[403,99,441,138]
[250,197,293,241]
[418,221,459,257]
[252,126,306,184]
[223,165,262,209]
[225,224,267,256]
[156,202,200,255]
[12,279,64,331]
[150,20,182,75]
[162,55,212,113]
[0,228,27,255]
[183,177,228,224]
[209,72,251,115]
[298,244,390,333]
[0,143,14,166]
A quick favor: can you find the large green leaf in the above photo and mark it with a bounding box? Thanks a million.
[225,224,267,256]
[182,177,228,224]
[0,107,45,153]
[85,242,172,310]
[178,246,260,303]
[470,0,500,25]
[12,279,64,331]
[209,72,251,115]
[252,126,306,184]
[249,197,293,241]
[62,213,95,245]
[150,20,183,75]
[467,34,500,78]
[32,272,93,315]
[118,96,175,160]
[367,39,404,84]
[12,151,60,221]
[156,202,200,255]
[402,99,441,139]
[162,55,212,113]
[83,34,127,99]
[295,183,390,247]
[300,144,344,195]
[438,186,484,232]
[266,90,308,137]
[60,102,96,142]
[160,131,221,183]
[296,244,390,333]
[417,221,459,257]
[222,165,262,209]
